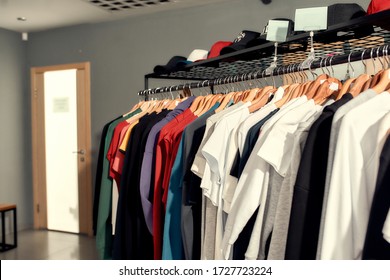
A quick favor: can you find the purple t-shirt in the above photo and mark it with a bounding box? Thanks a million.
[139,96,196,233]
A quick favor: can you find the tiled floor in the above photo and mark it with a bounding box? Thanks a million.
[0,229,99,260]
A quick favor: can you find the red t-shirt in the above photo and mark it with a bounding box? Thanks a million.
[111,123,131,179]
[152,108,196,260]
[161,113,197,206]
[106,120,129,187]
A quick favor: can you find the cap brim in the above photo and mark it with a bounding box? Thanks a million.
[246,38,268,48]
[220,46,243,55]
[153,56,188,74]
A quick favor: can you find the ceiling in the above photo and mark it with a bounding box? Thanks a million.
[0,0,231,33]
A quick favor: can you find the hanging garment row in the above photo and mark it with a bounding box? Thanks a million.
[93,48,390,260]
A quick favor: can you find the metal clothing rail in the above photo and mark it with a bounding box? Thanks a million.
[138,44,389,97]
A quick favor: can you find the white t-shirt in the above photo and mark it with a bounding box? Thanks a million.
[191,102,246,178]
[320,92,390,260]
[221,87,284,214]
[245,99,321,260]
[236,87,284,154]
[201,103,251,203]
[220,96,308,259]
[316,89,377,259]
[201,103,251,259]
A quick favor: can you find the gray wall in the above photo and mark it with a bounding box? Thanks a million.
[0,28,32,230]
[1,0,370,231]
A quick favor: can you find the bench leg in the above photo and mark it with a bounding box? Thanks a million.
[13,208,17,247]
[1,211,5,251]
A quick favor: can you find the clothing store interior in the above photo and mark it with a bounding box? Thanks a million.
[0,0,389,260]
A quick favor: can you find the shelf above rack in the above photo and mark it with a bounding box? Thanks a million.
[144,9,390,87]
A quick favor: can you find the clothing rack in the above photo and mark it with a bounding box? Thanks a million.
[138,44,390,97]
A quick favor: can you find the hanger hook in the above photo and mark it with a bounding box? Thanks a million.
[298,63,303,82]
[201,81,206,95]
[300,62,306,82]
[256,69,264,88]
[293,64,298,83]
[270,65,276,88]
[370,47,376,74]
[169,86,173,99]
[329,55,335,77]
[300,62,307,82]
[347,51,355,78]
[386,45,390,68]
[286,65,295,83]
[325,56,331,76]
[377,46,384,70]
[277,67,283,85]
[291,64,296,83]
[319,57,325,75]
[282,66,288,83]
[361,48,367,71]
[323,57,329,76]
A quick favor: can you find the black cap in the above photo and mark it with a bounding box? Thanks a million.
[246,18,295,48]
[316,4,372,43]
[153,56,187,75]
[327,3,366,26]
[220,30,261,55]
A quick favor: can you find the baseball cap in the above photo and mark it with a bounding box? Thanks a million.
[367,0,390,31]
[220,30,261,55]
[246,18,296,48]
[186,49,209,62]
[367,0,390,15]
[207,41,233,59]
[316,3,372,43]
[153,56,187,75]
[327,3,366,26]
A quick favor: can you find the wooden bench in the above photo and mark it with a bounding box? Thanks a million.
[0,204,17,252]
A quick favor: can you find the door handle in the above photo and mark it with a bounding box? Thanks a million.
[73,149,85,155]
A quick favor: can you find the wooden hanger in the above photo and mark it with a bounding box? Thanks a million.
[214,91,235,113]
[125,99,154,123]
[275,83,300,108]
[242,88,261,103]
[191,95,207,114]
[338,49,373,97]
[368,45,390,93]
[349,73,371,97]
[305,73,329,99]
[195,94,221,116]
[334,52,356,100]
[313,78,341,104]
[371,69,390,93]
[248,87,273,113]
[299,81,312,96]
[335,77,356,100]
[311,57,340,103]
[289,83,305,100]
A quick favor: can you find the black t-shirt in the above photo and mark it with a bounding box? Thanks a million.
[113,110,169,260]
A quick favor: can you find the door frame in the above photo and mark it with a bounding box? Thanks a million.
[31,62,93,236]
